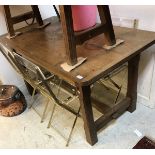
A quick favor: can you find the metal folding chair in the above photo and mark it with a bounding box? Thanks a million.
[34,68,80,146]
[23,59,81,146]
[98,64,127,104]
[95,18,138,103]
[0,45,55,122]
[0,45,80,146]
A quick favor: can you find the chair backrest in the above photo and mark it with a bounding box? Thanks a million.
[3,5,44,38]
[13,52,37,74]
[13,52,53,83]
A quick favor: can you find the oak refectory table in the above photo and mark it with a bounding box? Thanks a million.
[0,17,155,145]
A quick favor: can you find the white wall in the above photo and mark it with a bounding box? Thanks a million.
[109,5,155,108]
[110,5,155,31]
[0,6,7,35]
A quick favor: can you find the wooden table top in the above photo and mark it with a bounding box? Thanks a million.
[1,17,155,86]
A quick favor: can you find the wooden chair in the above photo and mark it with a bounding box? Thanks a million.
[2,5,50,39]
[3,5,116,67]
[59,5,116,65]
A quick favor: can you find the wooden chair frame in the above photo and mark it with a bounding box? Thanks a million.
[59,5,116,65]
[3,5,47,38]
[3,5,116,67]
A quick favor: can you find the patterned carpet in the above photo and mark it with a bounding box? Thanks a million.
[133,137,155,149]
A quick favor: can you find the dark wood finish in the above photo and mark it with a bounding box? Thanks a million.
[59,5,116,65]
[75,24,107,45]
[75,5,116,45]
[95,97,130,131]
[31,5,43,26]
[1,17,155,145]
[127,54,140,112]
[11,11,34,24]
[53,5,60,21]
[91,97,111,114]
[3,5,15,37]
[97,5,116,45]
[2,5,44,38]
[0,18,154,87]
[78,85,98,145]
[75,5,116,46]
[59,6,77,65]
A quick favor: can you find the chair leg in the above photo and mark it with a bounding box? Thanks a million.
[114,85,122,104]
[53,5,60,21]
[29,87,37,109]
[47,103,56,128]
[57,79,62,99]
[66,106,81,147]
[105,77,122,104]
[47,79,62,128]
[98,80,110,90]
[40,99,50,123]
[108,77,121,90]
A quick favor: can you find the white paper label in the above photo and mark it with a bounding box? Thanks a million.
[134,129,142,137]
[76,75,83,79]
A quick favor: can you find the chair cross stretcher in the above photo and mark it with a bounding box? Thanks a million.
[0,45,80,146]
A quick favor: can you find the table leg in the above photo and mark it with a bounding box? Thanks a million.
[78,85,98,145]
[127,54,140,112]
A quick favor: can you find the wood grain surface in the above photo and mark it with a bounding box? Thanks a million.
[0,17,155,86]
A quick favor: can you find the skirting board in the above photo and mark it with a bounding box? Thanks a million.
[137,93,155,109]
